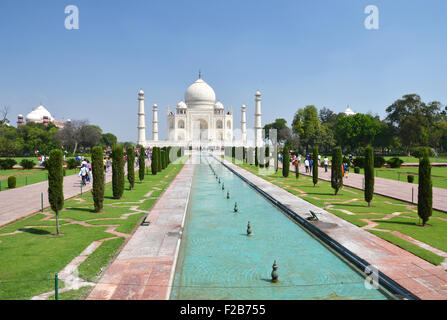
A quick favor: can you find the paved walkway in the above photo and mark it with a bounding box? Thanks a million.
[285,163,447,213]
[87,159,194,300]
[224,158,447,300]
[0,170,113,228]
[0,160,144,228]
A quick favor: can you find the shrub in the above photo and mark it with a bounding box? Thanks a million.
[20,159,35,169]
[386,157,404,168]
[66,158,80,169]
[418,149,432,226]
[7,176,16,189]
[42,160,49,170]
[331,147,343,195]
[295,162,299,179]
[407,175,415,183]
[374,155,386,168]
[353,157,365,169]
[63,169,66,176]
[156,147,161,172]
[161,149,166,170]
[151,147,158,175]
[138,146,145,182]
[412,147,435,159]
[48,149,64,235]
[0,159,17,170]
[92,146,105,212]
[112,144,125,199]
[354,167,360,174]
[364,146,375,207]
[259,147,265,168]
[127,147,135,189]
[255,147,259,166]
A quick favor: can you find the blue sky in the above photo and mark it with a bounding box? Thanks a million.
[1,0,446,141]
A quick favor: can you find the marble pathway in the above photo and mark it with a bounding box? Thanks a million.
[87,159,194,300]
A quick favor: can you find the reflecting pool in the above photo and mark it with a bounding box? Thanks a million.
[171,155,389,300]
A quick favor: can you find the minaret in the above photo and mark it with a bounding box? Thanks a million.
[254,91,262,147]
[153,104,159,141]
[137,89,146,146]
[241,104,247,145]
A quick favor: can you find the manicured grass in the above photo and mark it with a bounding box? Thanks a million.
[356,166,447,189]
[368,230,444,266]
[47,286,92,300]
[0,158,186,300]
[235,161,447,267]
[78,237,125,282]
[0,169,78,190]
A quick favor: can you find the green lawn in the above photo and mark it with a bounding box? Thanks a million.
[355,166,447,189]
[0,158,186,300]
[0,169,78,191]
[235,161,447,267]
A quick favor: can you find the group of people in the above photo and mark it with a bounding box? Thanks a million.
[79,159,92,186]
[291,153,330,173]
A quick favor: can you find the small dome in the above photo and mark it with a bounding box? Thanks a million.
[344,106,356,116]
[18,114,23,118]
[26,104,54,122]
[185,76,216,107]
[255,90,261,96]
[177,101,187,109]
[138,89,144,95]
[214,101,224,109]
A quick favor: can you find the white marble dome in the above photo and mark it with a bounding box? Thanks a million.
[214,101,224,109]
[184,76,216,107]
[26,104,54,122]
[177,101,187,109]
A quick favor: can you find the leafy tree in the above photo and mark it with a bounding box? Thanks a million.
[92,146,105,212]
[264,118,289,142]
[127,147,135,189]
[112,144,124,199]
[364,146,374,206]
[292,105,319,152]
[331,147,343,195]
[312,146,318,187]
[418,149,432,226]
[139,146,145,182]
[100,133,117,148]
[282,145,290,178]
[48,149,64,235]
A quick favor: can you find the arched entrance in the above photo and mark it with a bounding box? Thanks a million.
[192,119,209,143]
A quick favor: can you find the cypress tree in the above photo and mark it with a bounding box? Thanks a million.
[255,147,259,166]
[418,149,432,226]
[364,146,374,206]
[243,147,246,163]
[259,147,265,168]
[282,145,290,178]
[156,147,161,172]
[265,146,270,168]
[112,144,125,199]
[232,146,236,159]
[92,146,105,212]
[274,145,279,172]
[151,147,158,175]
[48,149,64,235]
[295,162,299,179]
[312,146,319,187]
[331,147,343,195]
[165,147,170,166]
[127,147,135,189]
[167,146,172,164]
[139,146,145,182]
[161,148,166,170]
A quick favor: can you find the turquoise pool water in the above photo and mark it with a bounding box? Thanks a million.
[171,155,389,300]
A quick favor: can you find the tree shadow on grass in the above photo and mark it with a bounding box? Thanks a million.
[65,207,95,213]
[19,228,51,235]
[332,203,372,208]
[374,220,420,227]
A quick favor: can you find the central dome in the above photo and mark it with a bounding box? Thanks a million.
[184,75,216,107]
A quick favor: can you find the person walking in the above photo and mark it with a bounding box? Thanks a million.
[298,154,302,167]
[87,159,92,183]
[79,164,88,186]
[324,156,329,173]
[318,154,321,166]
[304,158,310,173]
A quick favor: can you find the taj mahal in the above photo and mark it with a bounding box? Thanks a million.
[137,73,263,148]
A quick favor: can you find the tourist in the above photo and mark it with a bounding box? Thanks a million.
[344,162,349,178]
[106,157,111,172]
[310,158,313,170]
[79,164,88,186]
[324,156,329,172]
[87,160,92,183]
[298,154,301,167]
[103,157,107,173]
[318,154,321,166]
[304,158,309,173]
